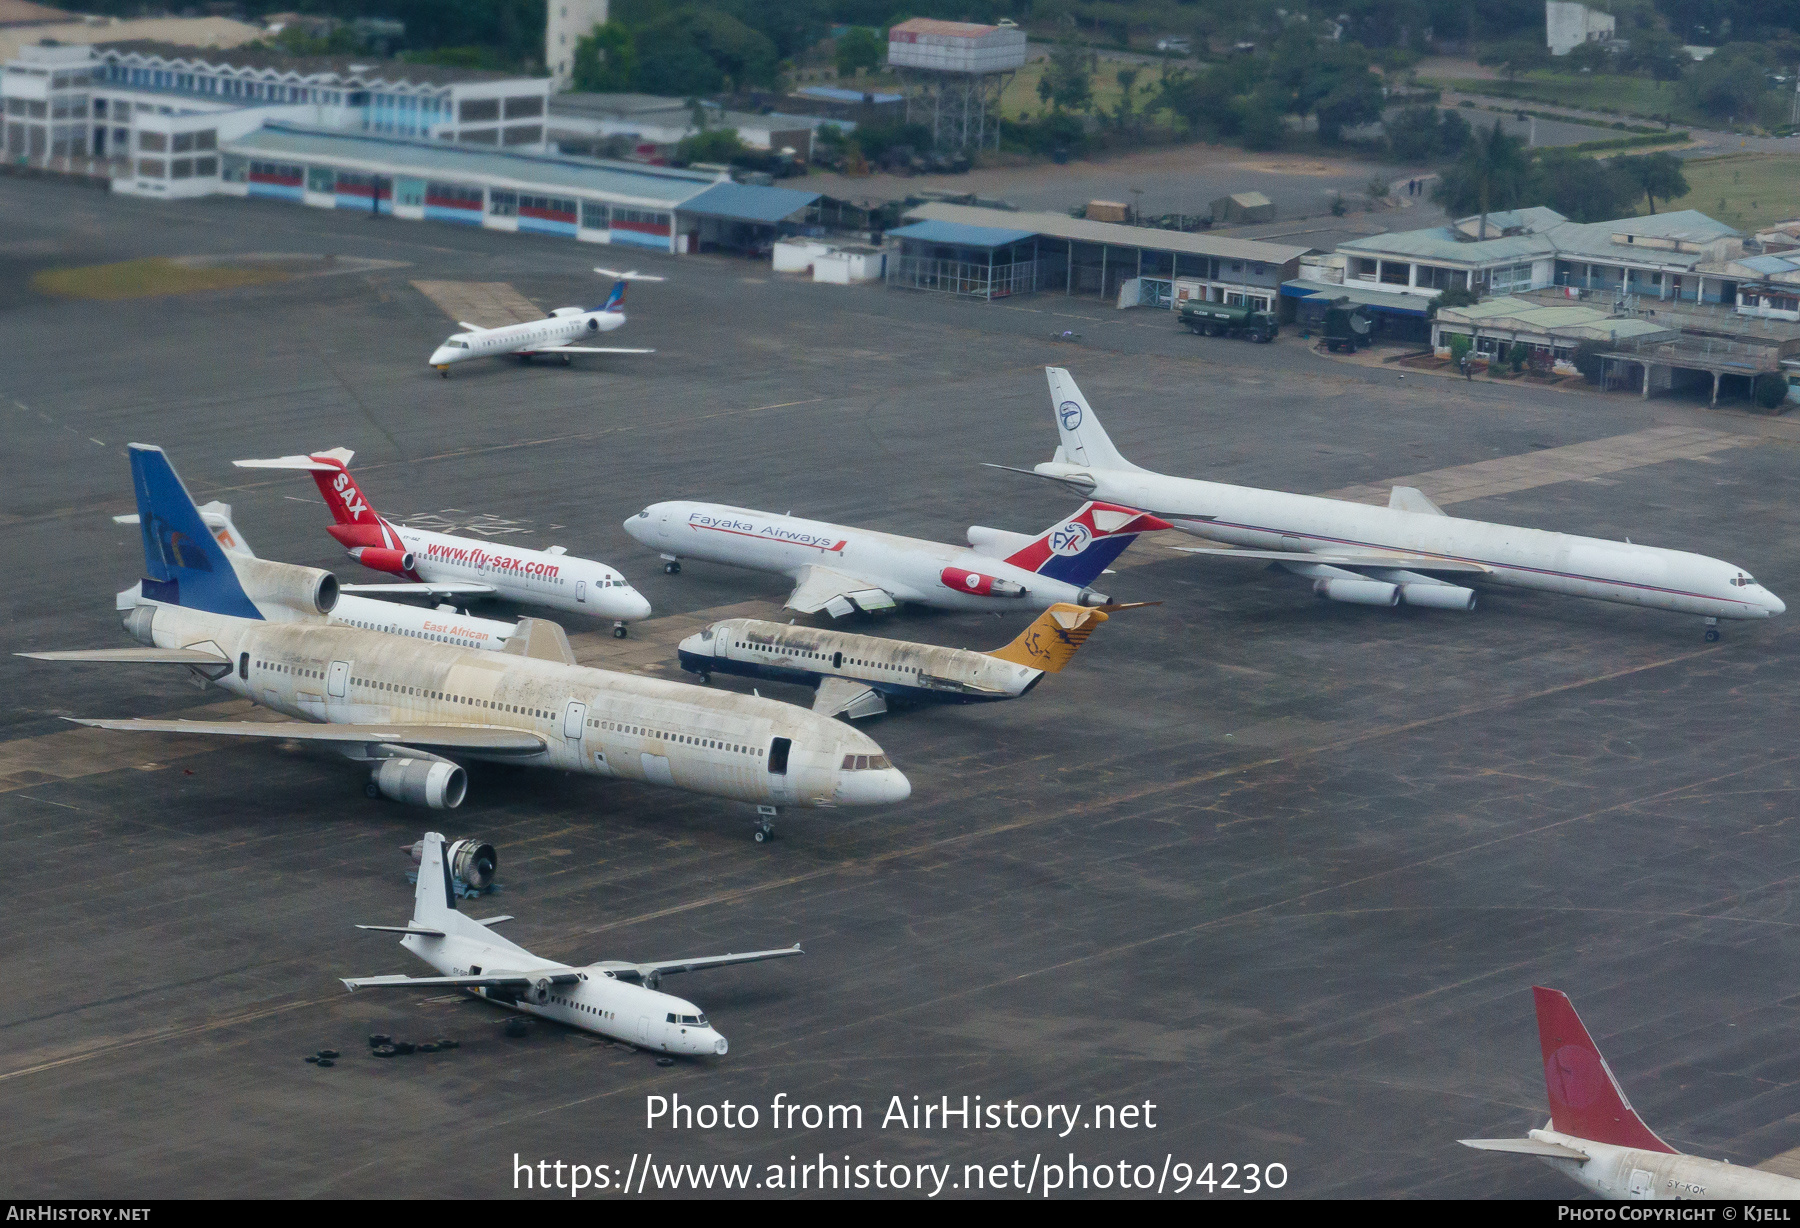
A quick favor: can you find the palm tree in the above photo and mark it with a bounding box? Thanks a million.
[1433,121,1529,240]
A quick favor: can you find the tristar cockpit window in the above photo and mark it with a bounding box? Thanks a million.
[842,753,893,771]
[1732,573,1756,587]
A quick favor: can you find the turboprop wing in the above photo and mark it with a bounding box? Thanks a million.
[593,945,804,988]
[343,970,581,992]
[785,565,899,617]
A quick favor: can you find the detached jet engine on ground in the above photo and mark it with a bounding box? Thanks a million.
[625,499,1168,618]
[345,832,802,1056]
[427,267,659,375]
[113,500,519,651]
[22,445,909,841]
[1462,987,1800,1199]
[996,368,1783,638]
[236,447,651,638]
[679,601,1146,719]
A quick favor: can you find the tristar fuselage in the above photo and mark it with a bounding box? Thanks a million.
[624,501,1134,614]
[123,602,911,811]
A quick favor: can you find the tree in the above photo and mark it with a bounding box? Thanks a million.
[1629,29,1687,83]
[1432,121,1529,239]
[1385,104,1444,162]
[571,23,638,93]
[835,27,883,78]
[1428,284,1481,318]
[1531,148,1639,222]
[1314,73,1385,144]
[1114,65,1140,126]
[677,128,745,164]
[1685,43,1772,122]
[1478,37,1550,81]
[1044,30,1094,113]
[1754,373,1790,412]
[1616,152,1690,214]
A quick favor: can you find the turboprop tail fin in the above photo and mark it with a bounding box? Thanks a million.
[1046,367,1137,471]
[1533,986,1678,1154]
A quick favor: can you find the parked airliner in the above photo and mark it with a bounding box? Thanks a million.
[427,268,659,375]
[996,368,1782,638]
[114,500,518,652]
[1463,987,1800,1199]
[346,832,802,1055]
[236,448,651,637]
[678,602,1144,719]
[24,445,909,841]
[624,499,1168,617]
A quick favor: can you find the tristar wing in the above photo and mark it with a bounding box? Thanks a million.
[339,581,499,597]
[813,676,887,719]
[1173,546,1491,574]
[62,719,548,755]
[785,565,898,617]
[598,945,804,984]
[342,971,579,992]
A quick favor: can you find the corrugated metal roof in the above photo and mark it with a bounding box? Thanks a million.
[889,17,1002,36]
[1340,225,1557,264]
[1741,254,1800,275]
[223,124,721,206]
[904,203,1311,263]
[889,219,1038,248]
[97,39,530,86]
[1280,280,1431,315]
[679,181,820,224]
[794,85,903,103]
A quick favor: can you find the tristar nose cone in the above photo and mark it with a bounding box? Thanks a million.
[712,1034,728,1055]
[837,767,912,806]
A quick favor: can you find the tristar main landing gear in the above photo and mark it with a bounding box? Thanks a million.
[754,805,778,843]
[1705,617,1721,643]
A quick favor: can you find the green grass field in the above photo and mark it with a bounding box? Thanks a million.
[32,258,290,300]
[1657,154,1800,230]
[1419,70,1779,129]
[997,59,1166,125]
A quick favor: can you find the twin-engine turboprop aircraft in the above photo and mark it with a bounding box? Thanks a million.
[345,832,802,1056]
[236,447,651,638]
[1462,987,1800,1199]
[22,445,909,841]
[624,499,1168,618]
[995,368,1782,638]
[678,602,1146,719]
[427,267,660,375]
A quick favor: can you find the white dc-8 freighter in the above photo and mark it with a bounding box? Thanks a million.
[1001,368,1782,638]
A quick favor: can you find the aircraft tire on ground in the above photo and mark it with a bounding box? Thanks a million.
[612,625,627,638]
[1706,627,1721,642]
[664,561,680,575]
[364,780,381,799]
[561,355,571,365]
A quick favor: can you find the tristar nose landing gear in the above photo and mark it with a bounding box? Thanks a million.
[661,554,681,576]
[754,805,778,843]
[612,620,628,639]
[1705,617,1721,643]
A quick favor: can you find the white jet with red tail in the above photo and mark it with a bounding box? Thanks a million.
[624,499,1168,617]
[426,268,659,376]
[234,448,652,638]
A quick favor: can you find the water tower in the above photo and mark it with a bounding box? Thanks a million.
[886,19,1026,151]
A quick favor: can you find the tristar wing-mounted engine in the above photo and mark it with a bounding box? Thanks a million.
[232,556,341,615]
[374,759,468,810]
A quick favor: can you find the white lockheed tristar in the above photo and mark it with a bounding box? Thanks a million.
[427,267,660,375]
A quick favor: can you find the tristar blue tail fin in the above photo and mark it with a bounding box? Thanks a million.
[1004,502,1171,587]
[129,444,262,620]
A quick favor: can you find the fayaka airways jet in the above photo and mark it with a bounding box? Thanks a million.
[345,832,802,1056]
[997,368,1782,638]
[427,268,659,376]
[624,500,1168,618]
[113,499,519,652]
[235,448,652,638]
[22,445,909,840]
[1462,987,1800,1199]
[678,602,1148,719]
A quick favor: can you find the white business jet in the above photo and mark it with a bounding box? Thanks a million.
[345,832,802,1056]
[427,268,660,375]
[1462,987,1800,1199]
[235,448,652,638]
[996,368,1782,638]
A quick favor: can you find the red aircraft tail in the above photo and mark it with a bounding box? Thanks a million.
[232,447,398,550]
[1533,986,1677,1153]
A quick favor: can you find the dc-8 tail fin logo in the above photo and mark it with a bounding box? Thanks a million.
[1058,400,1083,431]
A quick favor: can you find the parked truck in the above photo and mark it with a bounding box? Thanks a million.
[1321,300,1374,353]
[1178,299,1278,343]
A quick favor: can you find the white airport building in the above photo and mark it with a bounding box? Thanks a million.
[1545,1,1616,56]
